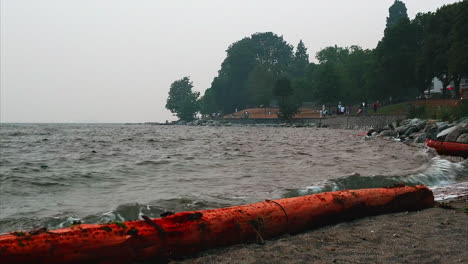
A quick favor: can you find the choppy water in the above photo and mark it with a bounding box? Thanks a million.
[0,123,467,233]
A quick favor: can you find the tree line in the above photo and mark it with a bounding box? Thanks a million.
[167,0,468,121]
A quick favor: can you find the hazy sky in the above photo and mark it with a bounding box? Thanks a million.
[0,0,460,123]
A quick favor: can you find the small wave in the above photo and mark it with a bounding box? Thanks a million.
[6,132,28,137]
[0,198,230,233]
[30,181,70,187]
[285,157,468,199]
[93,198,230,223]
[135,160,171,166]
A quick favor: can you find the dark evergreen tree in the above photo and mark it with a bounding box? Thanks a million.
[386,0,409,29]
[292,40,310,78]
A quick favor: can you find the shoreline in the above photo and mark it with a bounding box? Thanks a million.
[175,197,467,264]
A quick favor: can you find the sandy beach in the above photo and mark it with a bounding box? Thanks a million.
[176,198,467,264]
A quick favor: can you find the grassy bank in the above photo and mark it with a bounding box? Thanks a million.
[376,100,468,121]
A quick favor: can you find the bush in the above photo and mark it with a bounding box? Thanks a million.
[408,101,468,121]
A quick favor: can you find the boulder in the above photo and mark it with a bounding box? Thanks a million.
[413,133,427,143]
[445,123,468,142]
[437,125,457,139]
[409,118,426,131]
[379,130,397,137]
[400,119,410,126]
[382,124,394,131]
[396,125,410,135]
[404,126,419,136]
[367,128,377,136]
[456,133,468,144]
[424,124,436,132]
[436,123,450,133]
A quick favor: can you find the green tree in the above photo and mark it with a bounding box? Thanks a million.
[311,62,344,104]
[199,87,218,117]
[247,64,275,107]
[413,12,434,97]
[166,77,200,121]
[386,0,409,29]
[316,45,349,64]
[273,77,299,120]
[292,40,310,78]
[448,1,468,98]
[374,17,420,101]
[311,46,351,104]
[297,62,318,102]
[423,5,456,98]
[342,46,373,102]
[204,32,294,113]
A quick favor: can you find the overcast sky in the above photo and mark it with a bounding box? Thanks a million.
[0,0,460,123]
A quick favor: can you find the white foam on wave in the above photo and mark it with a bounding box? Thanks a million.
[431,182,468,201]
[295,156,468,199]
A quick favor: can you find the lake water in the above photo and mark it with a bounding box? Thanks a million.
[1,123,466,233]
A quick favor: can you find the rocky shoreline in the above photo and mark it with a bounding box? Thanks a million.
[153,117,468,145]
[366,118,468,144]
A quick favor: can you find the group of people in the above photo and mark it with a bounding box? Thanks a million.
[319,101,379,117]
[357,101,379,114]
[336,102,349,115]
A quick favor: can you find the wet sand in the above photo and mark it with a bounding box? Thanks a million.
[176,198,467,264]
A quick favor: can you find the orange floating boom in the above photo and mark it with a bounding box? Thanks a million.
[426,139,468,158]
[0,185,434,264]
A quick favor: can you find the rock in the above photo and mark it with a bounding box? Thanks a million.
[367,128,377,136]
[424,124,436,132]
[404,126,419,136]
[409,118,426,131]
[445,123,468,142]
[424,124,438,140]
[396,125,409,135]
[379,130,397,137]
[413,133,427,143]
[436,122,450,133]
[437,125,457,139]
[456,133,468,143]
[382,124,394,131]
